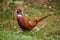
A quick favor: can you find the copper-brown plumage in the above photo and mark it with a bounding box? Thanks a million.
[17,9,53,32]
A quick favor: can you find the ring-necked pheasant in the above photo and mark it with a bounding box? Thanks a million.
[16,9,53,32]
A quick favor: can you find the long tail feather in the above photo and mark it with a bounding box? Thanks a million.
[33,13,53,24]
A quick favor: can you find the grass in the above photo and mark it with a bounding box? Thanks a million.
[0,29,60,40]
[0,1,60,40]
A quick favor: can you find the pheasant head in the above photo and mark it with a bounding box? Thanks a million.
[17,9,23,17]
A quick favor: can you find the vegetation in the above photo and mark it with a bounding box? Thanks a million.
[0,0,60,40]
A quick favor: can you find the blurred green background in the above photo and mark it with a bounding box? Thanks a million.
[0,0,60,40]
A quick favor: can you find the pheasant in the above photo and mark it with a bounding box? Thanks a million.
[16,9,53,32]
